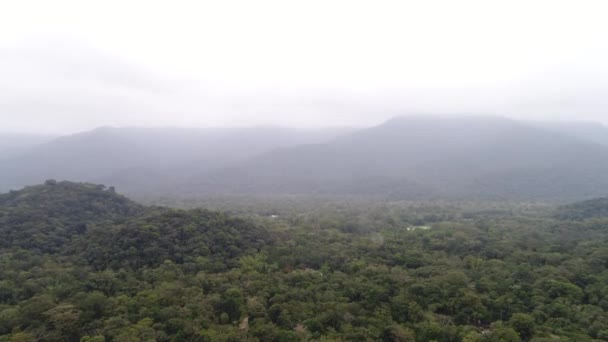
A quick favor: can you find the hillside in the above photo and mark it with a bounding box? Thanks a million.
[0,126,350,194]
[555,197,608,221]
[0,181,271,265]
[0,180,144,253]
[1,182,608,341]
[0,133,56,159]
[193,116,608,201]
[3,117,608,201]
[529,120,608,147]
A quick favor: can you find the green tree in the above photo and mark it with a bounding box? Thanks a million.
[380,325,415,342]
[509,313,535,341]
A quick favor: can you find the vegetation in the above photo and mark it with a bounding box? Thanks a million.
[556,198,608,221]
[0,181,607,341]
[5,117,608,201]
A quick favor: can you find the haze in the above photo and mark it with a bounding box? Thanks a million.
[4,3,608,340]
[1,0,608,134]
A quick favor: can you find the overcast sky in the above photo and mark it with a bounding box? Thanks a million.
[1,0,607,134]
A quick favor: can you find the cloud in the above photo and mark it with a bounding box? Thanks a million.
[0,2,607,135]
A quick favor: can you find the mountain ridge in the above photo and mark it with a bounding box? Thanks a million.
[0,126,352,193]
[189,116,608,201]
[2,116,608,201]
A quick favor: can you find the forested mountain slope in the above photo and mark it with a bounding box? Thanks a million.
[0,180,143,252]
[195,116,608,201]
[555,197,608,221]
[0,181,271,266]
[1,182,608,341]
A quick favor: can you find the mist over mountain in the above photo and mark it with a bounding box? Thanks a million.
[0,126,351,193]
[5,2,608,340]
[0,133,56,159]
[528,120,608,147]
[2,116,608,201]
[192,116,608,201]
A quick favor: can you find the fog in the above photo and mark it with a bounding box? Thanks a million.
[1,0,607,134]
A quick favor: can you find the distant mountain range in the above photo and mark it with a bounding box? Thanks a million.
[2,116,608,201]
[528,120,608,147]
[0,126,352,194]
[0,133,57,159]
[191,116,608,201]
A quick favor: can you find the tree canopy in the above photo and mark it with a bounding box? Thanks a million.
[0,182,607,341]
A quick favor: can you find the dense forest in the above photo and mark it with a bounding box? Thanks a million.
[1,181,608,341]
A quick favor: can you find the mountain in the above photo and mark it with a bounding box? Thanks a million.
[3,117,608,201]
[0,126,351,194]
[527,120,608,147]
[0,180,271,268]
[0,180,143,253]
[0,133,56,159]
[192,116,608,201]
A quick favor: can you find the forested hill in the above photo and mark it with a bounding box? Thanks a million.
[1,181,608,341]
[0,180,144,253]
[0,180,142,218]
[555,197,608,221]
[0,180,271,266]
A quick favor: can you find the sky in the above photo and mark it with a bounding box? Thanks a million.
[0,0,607,134]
